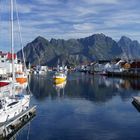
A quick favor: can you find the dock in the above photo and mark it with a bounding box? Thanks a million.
[133,96,140,105]
[132,96,140,112]
[0,106,36,139]
[107,71,140,78]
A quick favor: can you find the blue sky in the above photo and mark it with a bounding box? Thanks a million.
[0,0,140,52]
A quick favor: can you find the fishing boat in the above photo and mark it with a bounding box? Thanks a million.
[16,72,27,84]
[53,59,67,83]
[53,72,67,84]
[14,0,28,84]
[54,81,66,89]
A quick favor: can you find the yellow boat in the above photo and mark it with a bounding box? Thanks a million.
[53,72,67,84]
[55,81,66,88]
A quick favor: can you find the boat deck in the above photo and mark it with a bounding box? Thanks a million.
[0,106,36,139]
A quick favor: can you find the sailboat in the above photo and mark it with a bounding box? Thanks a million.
[0,94,30,123]
[0,0,30,123]
[14,0,28,84]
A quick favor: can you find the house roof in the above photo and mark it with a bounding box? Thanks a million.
[7,52,16,60]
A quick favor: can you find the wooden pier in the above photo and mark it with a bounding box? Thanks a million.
[133,96,140,105]
[132,96,140,112]
[0,106,36,139]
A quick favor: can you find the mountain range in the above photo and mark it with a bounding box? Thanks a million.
[17,33,140,66]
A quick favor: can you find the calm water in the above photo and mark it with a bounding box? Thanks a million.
[16,72,140,140]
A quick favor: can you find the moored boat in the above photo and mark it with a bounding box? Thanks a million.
[53,72,67,84]
[0,0,31,124]
[16,72,27,84]
[0,94,30,123]
[54,81,66,89]
[0,80,10,87]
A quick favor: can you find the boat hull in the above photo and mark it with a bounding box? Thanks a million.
[16,78,27,84]
[53,77,66,84]
[0,82,9,87]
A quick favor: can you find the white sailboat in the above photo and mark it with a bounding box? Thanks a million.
[0,0,30,123]
[0,94,29,123]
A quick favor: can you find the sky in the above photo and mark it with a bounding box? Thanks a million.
[0,0,140,52]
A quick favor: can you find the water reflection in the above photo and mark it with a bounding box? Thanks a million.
[30,73,140,103]
[29,75,56,100]
[53,81,67,97]
[99,76,140,91]
[24,73,140,140]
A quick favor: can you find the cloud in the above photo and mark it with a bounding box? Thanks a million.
[82,0,119,4]
[1,0,140,51]
[34,0,60,5]
[73,23,95,32]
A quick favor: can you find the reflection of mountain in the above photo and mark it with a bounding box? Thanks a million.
[30,73,140,103]
[30,74,56,100]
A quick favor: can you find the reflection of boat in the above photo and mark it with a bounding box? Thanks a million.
[53,72,67,84]
[16,72,27,84]
[54,81,67,96]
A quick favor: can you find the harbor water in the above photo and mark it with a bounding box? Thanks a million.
[16,72,140,140]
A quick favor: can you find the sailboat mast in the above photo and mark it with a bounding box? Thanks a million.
[10,0,15,82]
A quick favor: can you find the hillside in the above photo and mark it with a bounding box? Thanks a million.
[17,33,140,66]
